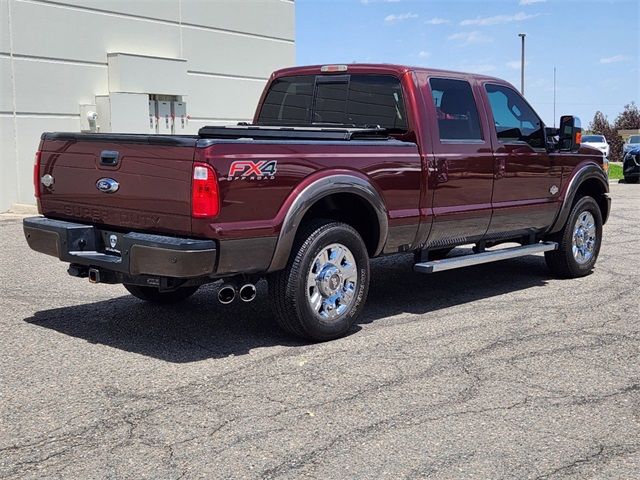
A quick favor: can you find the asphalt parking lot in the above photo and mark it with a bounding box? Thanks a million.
[1,184,638,479]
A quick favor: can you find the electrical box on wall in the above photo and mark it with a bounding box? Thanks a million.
[172,101,188,133]
[148,100,157,134]
[156,100,172,135]
[93,93,187,135]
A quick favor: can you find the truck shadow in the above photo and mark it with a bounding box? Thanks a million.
[24,252,551,363]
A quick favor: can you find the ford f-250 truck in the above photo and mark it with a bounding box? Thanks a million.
[24,64,610,341]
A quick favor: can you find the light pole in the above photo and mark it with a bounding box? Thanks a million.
[518,33,526,95]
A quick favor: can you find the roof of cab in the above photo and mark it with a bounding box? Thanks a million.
[271,63,510,85]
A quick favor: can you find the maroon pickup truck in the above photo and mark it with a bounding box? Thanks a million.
[24,64,610,341]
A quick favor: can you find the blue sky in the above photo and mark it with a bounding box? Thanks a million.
[296,0,640,128]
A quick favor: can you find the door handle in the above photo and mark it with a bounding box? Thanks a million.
[496,157,506,179]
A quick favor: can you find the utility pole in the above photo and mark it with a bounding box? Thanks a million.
[553,66,557,128]
[518,33,526,95]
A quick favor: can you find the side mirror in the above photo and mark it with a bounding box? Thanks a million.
[559,115,582,151]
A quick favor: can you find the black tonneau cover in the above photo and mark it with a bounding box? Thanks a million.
[197,125,390,141]
[42,125,390,146]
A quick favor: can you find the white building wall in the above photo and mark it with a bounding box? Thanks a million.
[0,0,295,211]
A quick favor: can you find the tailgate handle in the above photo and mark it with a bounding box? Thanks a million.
[100,150,119,166]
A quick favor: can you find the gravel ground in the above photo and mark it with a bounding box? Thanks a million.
[1,184,638,479]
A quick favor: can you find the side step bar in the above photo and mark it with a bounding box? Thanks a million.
[414,241,558,274]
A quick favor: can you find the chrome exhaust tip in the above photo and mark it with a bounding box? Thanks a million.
[238,283,257,303]
[217,284,237,305]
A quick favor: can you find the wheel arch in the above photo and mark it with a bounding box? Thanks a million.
[267,174,388,272]
[548,163,610,235]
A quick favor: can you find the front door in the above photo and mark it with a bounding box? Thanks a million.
[482,83,562,238]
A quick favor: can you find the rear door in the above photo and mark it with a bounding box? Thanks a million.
[481,83,562,237]
[38,134,197,235]
[418,76,495,248]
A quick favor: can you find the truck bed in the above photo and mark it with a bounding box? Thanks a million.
[37,126,411,239]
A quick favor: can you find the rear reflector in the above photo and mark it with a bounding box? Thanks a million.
[33,151,42,198]
[191,162,219,218]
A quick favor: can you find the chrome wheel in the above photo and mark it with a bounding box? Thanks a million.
[572,211,596,265]
[306,243,358,321]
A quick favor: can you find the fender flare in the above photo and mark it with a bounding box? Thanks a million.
[548,162,610,234]
[267,174,388,272]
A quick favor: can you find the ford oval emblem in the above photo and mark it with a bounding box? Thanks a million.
[96,178,119,193]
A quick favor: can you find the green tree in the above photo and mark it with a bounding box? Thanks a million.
[613,102,640,130]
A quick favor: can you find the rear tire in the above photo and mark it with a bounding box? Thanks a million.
[624,176,638,184]
[268,220,370,341]
[544,196,602,278]
[124,284,199,304]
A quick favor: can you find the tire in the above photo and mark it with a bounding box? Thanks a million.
[624,176,639,184]
[544,196,603,278]
[124,284,199,304]
[268,220,370,341]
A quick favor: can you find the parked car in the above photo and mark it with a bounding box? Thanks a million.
[623,145,640,183]
[623,134,640,156]
[582,134,609,157]
[23,64,610,341]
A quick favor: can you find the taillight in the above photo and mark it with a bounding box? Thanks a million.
[33,151,42,198]
[191,162,219,218]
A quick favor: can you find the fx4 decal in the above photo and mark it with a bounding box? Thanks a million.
[227,160,277,180]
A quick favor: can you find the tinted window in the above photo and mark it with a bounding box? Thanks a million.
[313,80,349,125]
[346,76,407,131]
[485,84,544,148]
[257,74,408,131]
[258,76,314,125]
[429,78,483,141]
[629,135,640,144]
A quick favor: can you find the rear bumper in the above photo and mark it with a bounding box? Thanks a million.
[23,217,217,278]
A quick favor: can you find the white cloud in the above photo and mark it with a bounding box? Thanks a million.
[448,31,492,45]
[418,51,431,58]
[460,12,539,26]
[425,17,450,25]
[519,0,546,4]
[600,55,627,64]
[385,12,418,23]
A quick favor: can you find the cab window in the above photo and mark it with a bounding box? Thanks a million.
[485,84,544,148]
[428,78,483,141]
[257,74,408,132]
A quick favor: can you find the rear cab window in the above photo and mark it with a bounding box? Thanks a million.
[256,74,408,132]
[428,78,483,141]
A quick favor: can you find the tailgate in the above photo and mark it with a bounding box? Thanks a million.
[38,133,198,235]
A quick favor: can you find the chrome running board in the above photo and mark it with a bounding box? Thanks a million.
[414,241,558,274]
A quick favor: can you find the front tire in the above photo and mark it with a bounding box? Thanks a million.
[624,176,639,184]
[544,196,603,278]
[124,284,199,304]
[269,220,370,341]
